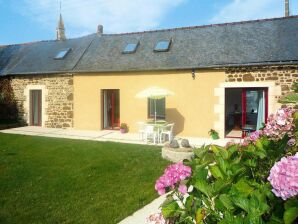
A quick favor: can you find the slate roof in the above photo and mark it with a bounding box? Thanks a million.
[0,34,95,75]
[1,16,298,76]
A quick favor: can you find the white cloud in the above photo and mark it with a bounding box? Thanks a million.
[211,0,296,24]
[13,0,185,37]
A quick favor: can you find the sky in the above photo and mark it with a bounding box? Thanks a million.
[0,0,298,45]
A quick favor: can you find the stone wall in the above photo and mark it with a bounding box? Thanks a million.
[225,65,298,97]
[10,74,73,128]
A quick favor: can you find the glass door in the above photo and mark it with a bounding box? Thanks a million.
[242,88,268,136]
[30,90,42,126]
[225,88,268,138]
[102,89,120,129]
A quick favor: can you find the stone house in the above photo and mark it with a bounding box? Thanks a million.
[0,15,297,138]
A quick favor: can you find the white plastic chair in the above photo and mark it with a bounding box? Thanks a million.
[137,121,146,140]
[159,123,174,143]
[144,125,158,144]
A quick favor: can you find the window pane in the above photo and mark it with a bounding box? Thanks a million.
[123,43,139,54]
[54,48,71,59]
[154,40,171,52]
[148,98,165,118]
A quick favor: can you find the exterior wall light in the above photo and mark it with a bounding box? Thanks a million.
[192,69,196,80]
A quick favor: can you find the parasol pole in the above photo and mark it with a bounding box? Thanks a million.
[154,98,157,123]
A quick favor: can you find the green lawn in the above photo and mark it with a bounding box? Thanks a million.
[0,133,170,224]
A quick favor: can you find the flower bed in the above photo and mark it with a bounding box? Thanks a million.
[150,107,298,224]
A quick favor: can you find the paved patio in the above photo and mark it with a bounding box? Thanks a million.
[0,126,240,147]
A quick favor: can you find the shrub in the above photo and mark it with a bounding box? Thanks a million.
[152,108,298,224]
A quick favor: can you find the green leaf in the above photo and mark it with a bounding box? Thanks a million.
[219,194,234,211]
[284,207,298,224]
[234,179,254,197]
[193,167,208,181]
[210,165,224,179]
[215,156,228,175]
[284,198,298,224]
[193,145,209,158]
[232,196,250,213]
[211,145,228,159]
[220,211,244,224]
[184,195,194,211]
[213,179,232,193]
[195,208,205,223]
[227,144,238,157]
[249,194,270,216]
[279,93,298,104]
[244,159,257,168]
[161,200,180,218]
[285,198,298,209]
[160,195,175,207]
[200,152,215,165]
[194,179,211,197]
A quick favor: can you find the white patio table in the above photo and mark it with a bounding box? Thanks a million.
[144,121,168,144]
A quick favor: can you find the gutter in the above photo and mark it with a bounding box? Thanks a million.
[3,60,298,76]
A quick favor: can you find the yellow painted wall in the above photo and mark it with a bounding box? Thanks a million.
[73,70,226,137]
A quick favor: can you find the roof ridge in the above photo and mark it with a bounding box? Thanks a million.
[0,34,96,47]
[104,15,298,36]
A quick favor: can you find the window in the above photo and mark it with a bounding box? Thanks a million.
[54,48,71,59]
[123,42,139,54]
[154,40,171,52]
[148,98,166,119]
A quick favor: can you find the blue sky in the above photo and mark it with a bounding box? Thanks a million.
[0,0,297,45]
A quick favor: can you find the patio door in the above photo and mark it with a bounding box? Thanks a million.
[242,88,268,136]
[30,90,42,126]
[102,89,120,129]
[225,88,268,138]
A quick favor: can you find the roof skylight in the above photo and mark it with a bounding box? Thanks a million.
[123,42,139,54]
[154,40,171,52]
[54,48,71,59]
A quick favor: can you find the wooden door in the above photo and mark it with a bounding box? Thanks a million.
[30,90,42,126]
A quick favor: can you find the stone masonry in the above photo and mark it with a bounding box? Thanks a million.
[225,65,298,97]
[10,74,73,128]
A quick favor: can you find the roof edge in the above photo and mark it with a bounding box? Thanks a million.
[1,15,298,46]
[104,15,298,36]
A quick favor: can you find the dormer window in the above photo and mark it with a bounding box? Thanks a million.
[54,48,71,59]
[123,42,139,54]
[154,39,171,52]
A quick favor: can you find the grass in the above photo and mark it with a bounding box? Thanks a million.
[0,133,170,224]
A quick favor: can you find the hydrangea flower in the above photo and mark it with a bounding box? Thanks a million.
[287,138,296,147]
[155,162,191,195]
[178,184,187,195]
[248,130,262,142]
[147,212,166,224]
[262,108,295,141]
[243,107,295,145]
[268,153,298,200]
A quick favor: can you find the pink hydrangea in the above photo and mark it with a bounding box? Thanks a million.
[243,108,295,145]
[155,162,191,195]
[262,108,295,141]
[268,153,298,200]
[178,184,187,195]
[287,138,296,147]
[147,212,166,224]
[248,130,262,142]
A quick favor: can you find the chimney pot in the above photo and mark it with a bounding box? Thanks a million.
[285,0,290,17]
[97,25,103,35]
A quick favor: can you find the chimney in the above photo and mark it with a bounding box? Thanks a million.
[97,25,103,36]
[285,0,290,17]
